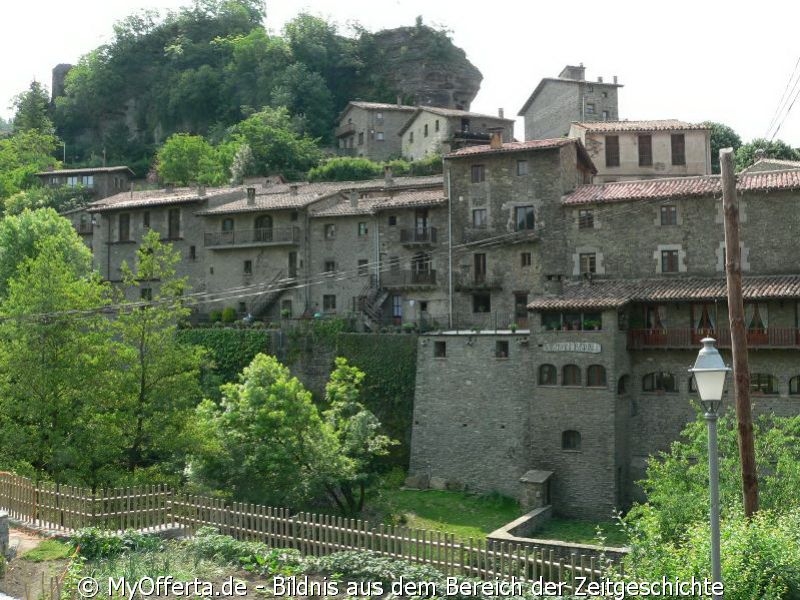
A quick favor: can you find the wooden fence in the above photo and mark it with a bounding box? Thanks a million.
[0,473,611,592]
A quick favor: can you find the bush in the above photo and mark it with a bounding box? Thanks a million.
[408,153,443,176]
[185,527,302,576]
[308,157,382,182]
[70,528,161,560]
[209,310,222,323]
[221,307,237,323]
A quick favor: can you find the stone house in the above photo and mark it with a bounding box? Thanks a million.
[398,107,514,161]
[518,64,622,140]
[409,165,800,520]
[568,120,712,183]
[335,101,416,161]
[37,166,134,200]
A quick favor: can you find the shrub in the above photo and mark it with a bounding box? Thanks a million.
[70,528,161,560]
[209,310,222,323]
[221,307,237,323]
[308,157,382,182]
[185,527,302,576]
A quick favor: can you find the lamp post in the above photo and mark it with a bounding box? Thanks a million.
[688,337,730,600]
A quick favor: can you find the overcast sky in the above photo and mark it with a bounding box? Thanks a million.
[4,0,800,145]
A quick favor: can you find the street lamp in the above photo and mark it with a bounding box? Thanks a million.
[689,337,730,600]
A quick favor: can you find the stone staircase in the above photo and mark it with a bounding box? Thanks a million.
[357,276,389,331]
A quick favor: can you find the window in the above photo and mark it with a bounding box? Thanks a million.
[471,164,485,183]
[671,134,686,165]
[358,222,368,237]
[587,84,594,92]
[375,112,383,121]
[324,224,336,240]
[323,294,337,311]
[388,215,397,226]
[358,132,364,145]
[392,295,402,318]
[243,260,252,275]
[750,373,778,395]
[579,253,597,275]
[290,211,298,222]
[605,136,620,167]
[409,132,414,143]
[375,131,385,141]
[602,110,609,120]
[688,375,697,393]
[585,102,595,115]
[472,208,488,228]
[143,212,150,230]
[474,253,487,284]
[238,302,247,314]
[587,365,607,387]
[222,218,234,232]
[140,287,152,301]
[660,205,678,226]
[578,209,594,229]
[324,260,336,273]
[542,310,602,331]
[495,340,509,358]
[67,176,79,187]
[661,250,679,273]
[189,246,196,260]
[472,292,491,313]
[434,341,446,358]
[789,376,800,395]
[520,252,531,267]
[516,160,528,176]
[563,364,581,386]
[118,213,130,242]
[562,430,581,451]
[82,175,94,188]
[539,364,556,385]
[602,91,608,98]
[357,259,368,276]
[424,124,429,137]
[515,205,535,230]
[638,135,653,167]
[435,119,440,132]
[168,209,180,240]
[618,375,629,395]
[642,372,677,393]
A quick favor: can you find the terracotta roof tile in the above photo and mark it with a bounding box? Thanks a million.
[529,275,800,310]
[310,189,446,218]
[739,158,800,174]
[88,186,239,212]
[445,138,577,158]
[36,166,135,176]
[571,119,711,133]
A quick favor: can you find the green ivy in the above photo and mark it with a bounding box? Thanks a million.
[176,329,273,399]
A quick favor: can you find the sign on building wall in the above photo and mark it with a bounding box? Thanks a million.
[541,341,601,353]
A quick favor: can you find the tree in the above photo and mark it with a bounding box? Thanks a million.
[12,81,54,135]
[702,121,741,174]
[0,130,60,199]
[735,137,800,172]
[156,133,226,185]
[0,237,117,486]
[3,184,93,216]
[0,208,92,298]
[113,230,206,482]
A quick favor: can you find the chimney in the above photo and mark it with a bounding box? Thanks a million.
[498,108,504,119]
[397,95,402,107]
[349,189,358,208]
[598,76,603,83]
[613,75,618,84]
[197,184,206,197]
[488,127,504,150]
[384,165,394,187]
[262,178,270,189]
[290,184,298,196]
[246,187,256,205]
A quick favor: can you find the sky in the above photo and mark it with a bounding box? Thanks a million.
[3,0,800,145]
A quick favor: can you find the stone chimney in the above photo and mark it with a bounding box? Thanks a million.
[613,75,618,84]
[262,178,270,189]
[598,76,603,83]
[349,189,358,208]
[197,184,206,197]
[559,64,586,81]
[488,127,504,150]
[384,165,394,187]
[290,184,298,196]
[246,187,256,206]
[498,108,504,119]
[397,95,403,107]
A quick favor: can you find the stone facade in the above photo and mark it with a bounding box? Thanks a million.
[569,121,712,183]
[518,65,621,140]
[336,102,416,161]
[37,166,134,200]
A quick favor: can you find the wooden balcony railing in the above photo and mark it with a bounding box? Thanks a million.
[628,328,800,349]
[204,226,300,248]
[400,227,438,244]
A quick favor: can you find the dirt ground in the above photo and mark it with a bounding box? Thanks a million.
[1,528,70,600]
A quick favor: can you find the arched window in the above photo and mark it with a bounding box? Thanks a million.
[642,371,677,393]
[587,365,607,387]
[562,430,581,451]
[790,376,800,395]
[562,364,581,386]
[539,364,557,386]
[617,375,630,395]
[254,215,273,242]
[751,373,778,395]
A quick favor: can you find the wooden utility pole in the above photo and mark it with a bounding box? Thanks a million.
[720,148,759,517]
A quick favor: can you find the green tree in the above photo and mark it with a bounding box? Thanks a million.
[3,184,93,216]
[113,230,206,481]
[0,237,116,485]
[0,209,91,298]
[12,81,54,134]
[702,121,742,174]
[307,156,382,182]
[0,130,60,198]
[156,133,226,185]
[735,137,800,171]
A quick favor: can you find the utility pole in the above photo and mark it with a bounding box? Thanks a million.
[720,147,759,517]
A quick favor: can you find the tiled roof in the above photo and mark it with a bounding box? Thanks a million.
[337,101,416,121]
[564,169,800,206]
[36,166,135,176]
[310,189,447,218]
[88,186,239,212]
[563,176,721,205]
[571,119,711,133]
[446,138,576,157]
[397,106,514,135]
[740,158,800,174]
[528,275,800,310]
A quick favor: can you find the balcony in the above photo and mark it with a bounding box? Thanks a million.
[335,122,356,138]
[627,328,800,350]
[382,269,437,289]
[400,227,438,245]
[462,226,538,245]
[454,272,503,291]
[204,226,300,249]
[75,222,93,235]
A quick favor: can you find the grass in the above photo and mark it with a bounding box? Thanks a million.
[532,517,629,547]
[21,539,73,562]
[383,489,521,541]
